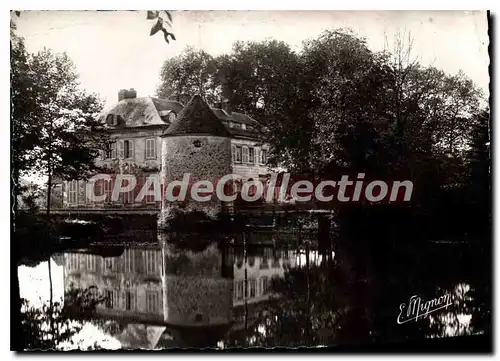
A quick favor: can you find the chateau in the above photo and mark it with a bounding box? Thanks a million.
[62,89,273,209]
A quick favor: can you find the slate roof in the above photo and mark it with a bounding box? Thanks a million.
[99,94,264,140]
[162,95,232,138]
[98,97,184,128]
[211,108,258,126]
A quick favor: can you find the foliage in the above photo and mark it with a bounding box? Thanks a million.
[157,47,219,104]
[20,285,124,350]
[147,10,176,43]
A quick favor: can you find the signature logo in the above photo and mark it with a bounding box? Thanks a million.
[397,294,453,324]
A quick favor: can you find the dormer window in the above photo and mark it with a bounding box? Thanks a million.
[106,114,118,126]
[106,114,114,126]
[168,112,176,122]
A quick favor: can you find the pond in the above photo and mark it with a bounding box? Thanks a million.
[16,228,489,350]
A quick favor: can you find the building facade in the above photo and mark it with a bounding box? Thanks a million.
[62,89,273,209]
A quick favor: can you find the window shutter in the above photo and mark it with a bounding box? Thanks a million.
[118,141,124,159]
[130,140,135,159]
[111,143,117,159]
[242,146,249,163]
[77,180,86,205]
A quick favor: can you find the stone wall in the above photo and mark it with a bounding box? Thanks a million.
[160,135,232,224]
[162,243,233,327]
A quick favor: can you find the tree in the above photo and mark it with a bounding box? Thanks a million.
[157,47,219,104]
[11,27,109,348]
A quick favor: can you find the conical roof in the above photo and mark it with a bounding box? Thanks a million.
[162,95,231,137]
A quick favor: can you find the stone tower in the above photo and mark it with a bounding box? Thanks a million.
[159,95,233,228]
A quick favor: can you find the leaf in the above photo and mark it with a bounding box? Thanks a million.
[164,10,173,23]
[146,10,159,20]
[161,28,176,43]
[150,18,163,36]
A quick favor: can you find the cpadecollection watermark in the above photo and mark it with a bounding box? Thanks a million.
[84,172,415,204]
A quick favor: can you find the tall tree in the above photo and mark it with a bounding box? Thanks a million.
[156,47,219,104]
[11,30,109,346]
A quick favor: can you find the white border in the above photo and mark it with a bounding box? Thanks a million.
[2,2,497,359]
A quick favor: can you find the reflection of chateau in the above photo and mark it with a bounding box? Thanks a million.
[64,246,165,325]
[233,248,296,307]
[62,242,296,348]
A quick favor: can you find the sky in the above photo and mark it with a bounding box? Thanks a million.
[14,10,489,106]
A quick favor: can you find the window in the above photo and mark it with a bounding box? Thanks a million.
[235,146,242,163]
[145,250,159,274]
[241,124,247,130]
[261,149,268,164]
[235,280,244,301]
[123,249,135,273]
[68,253,79,270]
[272,248,282,268]
[104,290,116,308]
[106,114,115,126]
[124,291,136,311]
[111,143,116,159]
[104,258,116,272]
[118,141,124,159]
[123,188,133,204]
[141,175,156,204]
[231,145,236,162]
[249,279,256,298]
[87,254,97,271]
[124,140,134,159]
[168,112,176,123]
[68,180,78,204]
[146,291,160,313]
[261,276,269,295]
[255,149,261,164]
[104,143,112,159]
[249,147,255,163]
[242,146,249,163]
[145,138,156,159]
[103,179,112,202]
[260,248,272,269]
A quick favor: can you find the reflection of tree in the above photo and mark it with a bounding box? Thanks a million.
[20,285,123,350]
[225,264,349,347]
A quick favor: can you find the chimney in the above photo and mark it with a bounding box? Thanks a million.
[118,88,137,101]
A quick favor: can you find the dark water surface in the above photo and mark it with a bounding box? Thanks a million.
[17,227,488,350]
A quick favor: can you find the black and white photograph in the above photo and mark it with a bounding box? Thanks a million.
[9,9,492,352]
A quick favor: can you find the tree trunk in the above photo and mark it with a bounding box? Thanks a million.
[46,170,55,337]
[305,238,311,345]
[11,165,25,350]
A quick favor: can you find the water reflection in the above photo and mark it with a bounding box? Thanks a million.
[56,232,314,349]
[18,229,484,350]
